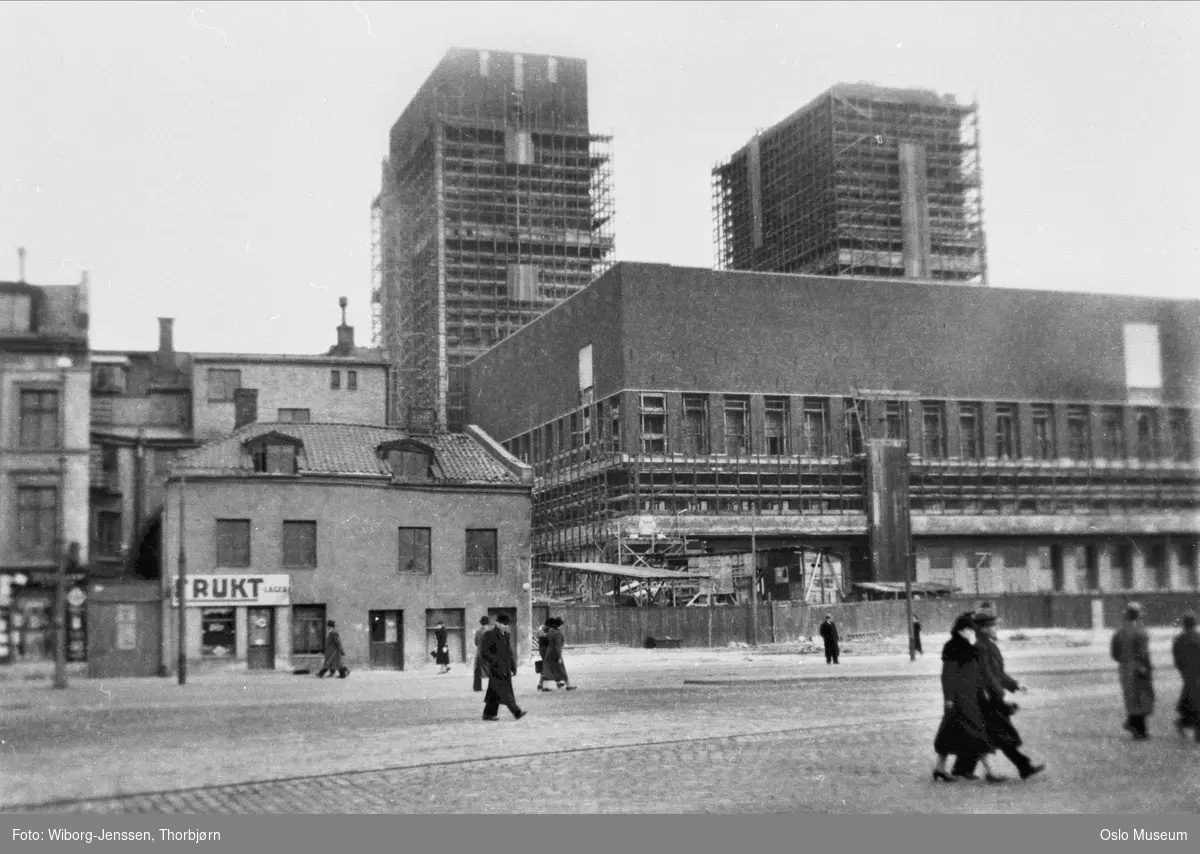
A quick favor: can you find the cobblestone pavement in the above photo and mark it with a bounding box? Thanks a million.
[6,659,1199,814]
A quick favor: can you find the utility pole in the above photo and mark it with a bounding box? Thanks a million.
[53,356,72,690]
[177,476,187,686]
[904,496,916,663]
[749,507,758,647]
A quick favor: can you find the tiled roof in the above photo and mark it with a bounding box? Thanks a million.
[171,422,525,485]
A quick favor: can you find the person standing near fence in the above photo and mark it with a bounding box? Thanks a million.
[1111,602,1155,740]
[1171,611,1200,742]
[481,613,525,722]
[819,614,840,665]
[535,619,552,691]
[472,616,490,692]
[913,617,923,656]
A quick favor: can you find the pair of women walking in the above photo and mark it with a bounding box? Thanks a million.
[536,617,575,691]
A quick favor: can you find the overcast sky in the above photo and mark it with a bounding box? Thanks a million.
[1,1,1196,354]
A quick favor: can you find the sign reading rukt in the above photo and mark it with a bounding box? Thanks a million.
[170,574,291,607]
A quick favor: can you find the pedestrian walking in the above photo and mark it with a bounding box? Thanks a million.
[480,613,525,722]
[932,612,1003,783]
[1171,611,1200,742]
[819,614,840,665]
[541,617,576,691]
[912,617,923,656]
[951,610,1045,780]
[316,620,348,679]
[1111,602,1155,740]
[535,619,552,691]
[473,616,490,692]
[433,621,451,674]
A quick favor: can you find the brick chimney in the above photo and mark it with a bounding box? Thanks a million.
[158,318,174,354]
[335,297,354,356]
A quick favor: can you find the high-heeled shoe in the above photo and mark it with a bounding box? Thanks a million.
[985,773,1009,784]
[932,770,956,783]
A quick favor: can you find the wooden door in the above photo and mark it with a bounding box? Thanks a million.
[247,607,275,670]
[369,610,403,670]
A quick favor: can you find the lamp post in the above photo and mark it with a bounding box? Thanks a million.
[177,474,187,685]
[53,355,72,689]
[749,503,759,648]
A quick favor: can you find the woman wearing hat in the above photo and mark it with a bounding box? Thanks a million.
[1171,611,1200,741]
[1111,602,1155,739]
[932,612,1002,783]
[540,617,576,691]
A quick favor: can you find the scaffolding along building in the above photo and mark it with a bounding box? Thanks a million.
[373,47,615,431]
[713,83,987,283]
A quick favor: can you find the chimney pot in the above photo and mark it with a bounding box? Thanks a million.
[158,318,175,353]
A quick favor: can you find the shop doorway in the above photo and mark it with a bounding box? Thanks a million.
[369,610,403,670]
[247,607,275,670]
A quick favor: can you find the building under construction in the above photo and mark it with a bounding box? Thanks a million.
[373,47,615,431]
[713,83,986,283]
[466,263,1200,605]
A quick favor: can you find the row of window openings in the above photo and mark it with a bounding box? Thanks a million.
[211,521,499,574]
[205,369,359,403]
[924,542,1200,591]
[507,396,1194,463]
[211,606,487,658]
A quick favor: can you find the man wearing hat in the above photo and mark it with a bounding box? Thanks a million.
[951,609,1044,780]
[818,614,840,665]
[1171,611,1200,741]
[480,613,526,722]
[472,616,491,693]
[316,620,348,679]
[1111,602,1155,739]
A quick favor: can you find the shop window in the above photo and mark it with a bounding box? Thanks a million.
[216,519,251,567]
[282,521,317,568]
[292,605,326,655]
[19,389,59,449]
[207,369,241,402]
[398,527,431,574]
[200,607,236,658]
[465,529,498,574]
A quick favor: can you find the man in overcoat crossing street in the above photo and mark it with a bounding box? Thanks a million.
[819,614,840,665]
[481,613,526,722]
[472,616,490,692]
[1171,611,1200,741]
[1112,602,1155,739]
[951,610,1045,780]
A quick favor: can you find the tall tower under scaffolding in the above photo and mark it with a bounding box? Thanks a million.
[713,83,987,283]
[375,47,615,431]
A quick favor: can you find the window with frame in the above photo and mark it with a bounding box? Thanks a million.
[639,394,666,454]
[683,395,709,455]
[277,408,310,424]
[398,527,432,574]
[1099,406,1125,459]
[387,448,432,481]
[330,370,341,390]
[92,365,128,394]
[215,519,251,567]
[926,546,954,584]
[1066,405,1090,460]
[844,399,864,456]
[17,486,57,558]
[995,403,1019,460]
[608,398,621,452]
[347,370,358,391]
[885,401,907,441]
[1169,409,1193,462]
[1031,404,1055,460]
[292,605,326,655]
[253,443,298,474]
[465,529,498,574]
[803,398,829,456]
[282,521,317,568]
[958,403,982,459]
[1134,408,1157,461]
[0,292,33,332]
[93,510,122,558]
[724,396,749,456]
[200,607,236,658]
[207,369,242,402]
[765,397,789,455]
[19,389,59,449]
[921,402,946,459]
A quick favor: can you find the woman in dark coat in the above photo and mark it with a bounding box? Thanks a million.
[1111,602,1154,739]
[535,619,552,691]
[1172,611,1200,742]
[932,613,1000,783]
[316,620,347,679]
[434,622,451,674]
[541,617,575,691]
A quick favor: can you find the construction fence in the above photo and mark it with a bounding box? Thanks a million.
[536,592,1200,649]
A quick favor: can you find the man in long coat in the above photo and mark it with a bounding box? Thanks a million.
[1111,602,1155,739]
[1172,611,1200,742]
[481,613,525,721]
[818,615,840,665]
[472,616,490,692]
[316,620,347,679]
[952,611,1044,780]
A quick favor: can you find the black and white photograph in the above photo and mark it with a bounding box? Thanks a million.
[1,0,1198,830]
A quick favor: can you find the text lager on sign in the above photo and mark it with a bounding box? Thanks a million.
[170,574,291,607]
